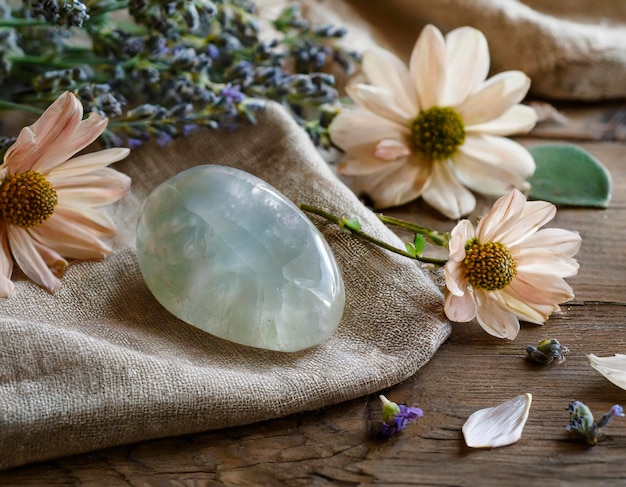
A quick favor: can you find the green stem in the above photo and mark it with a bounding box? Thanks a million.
[0,19,47,28]
[377,214,450,247]
[299,204,447,266]
[0,99,44,115]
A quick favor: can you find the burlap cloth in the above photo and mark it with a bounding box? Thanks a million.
[0,103,450,470]
[289,0,626,101]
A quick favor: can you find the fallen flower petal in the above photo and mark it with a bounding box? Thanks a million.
[463,393,532,448]
[588,354,626,390]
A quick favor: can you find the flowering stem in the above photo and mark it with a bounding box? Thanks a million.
[377,214,450,247]
[299,204,447,265]
[0,99,44,115]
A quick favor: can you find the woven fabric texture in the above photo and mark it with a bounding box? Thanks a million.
[0,103,450,470]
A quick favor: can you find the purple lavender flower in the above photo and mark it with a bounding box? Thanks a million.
[220,84,245,104]
[379,395,423,437]
[566,400,624,445]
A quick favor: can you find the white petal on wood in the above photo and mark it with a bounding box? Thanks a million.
[588,354,626,390]
[462,393,532,448]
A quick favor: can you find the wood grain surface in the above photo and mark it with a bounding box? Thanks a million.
[1,133,625,486]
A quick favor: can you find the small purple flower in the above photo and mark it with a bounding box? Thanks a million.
[566,400,624,445]
[220,84,245,104]
[379,395,423,437]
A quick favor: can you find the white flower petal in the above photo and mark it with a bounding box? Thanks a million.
[475,290,520,339]
[409,24,445,110]
[8,227,61,293]
[444,259,467,296]
[329,108,409,152]
[588,354,626,391]
[466,105,537,136]
[0,225,14,298]
[421,161,476,219]
[475,189,526,243]
[339,152,404,176]
[440,27,490,107]
[512,228,582,258]
[445,287,477,322]
[515,250,580,277]
[356,157,430,208]
[374,139,412,161]
[362,47,418,113]
[47,148,131,179]
[456,135,535,195]
[498,200,556,247]
[346,84,414,125]
[459,71,532,126]
[497,286,559,324]
[463,393,532,448]
[509,272,575,308]
[448,219,474,261]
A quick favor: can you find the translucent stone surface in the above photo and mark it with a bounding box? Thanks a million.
[136,165,345,352]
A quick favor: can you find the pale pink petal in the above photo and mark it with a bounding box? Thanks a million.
[8,227,61,293]
[498,286,560,324]
[1,127,38,175]
[444,259,468,296]
[346,84,415,125]
[511,271,575,304]
[34,111,108,175]
[53,169,131,207]
[459,71,532,126]
[362,46,418,113]
[507,278,569,313]
[409,24,445,110]
[46,148,131,178]
[2,92,81,174]
[511,228,581,258]
[445,288,477,322]
[497,200,556,247]
[329,107,410,152]
[52,205,117,238]
[514,250,580,277]
[453,136,535,196]
[374,139,412,161]
[0,224,14,298]
[356,158,430,208]
[30,214,111,260]
[421,161,476,219]
[339,152,405,176]
[476,189,526,243]
[474,291,520,339]
[440,27,490,107]
[448,219,475,261]
[32,241,68,278]
[466,105,537,136]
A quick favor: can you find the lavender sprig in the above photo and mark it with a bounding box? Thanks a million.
[566,401,624,445]
[0,0,359,149]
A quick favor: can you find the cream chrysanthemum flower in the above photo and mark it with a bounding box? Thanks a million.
[329,24,537,219]
[444,189,581,339]
[0,91,131,297]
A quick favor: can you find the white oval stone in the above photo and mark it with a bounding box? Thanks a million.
[136,165,345,352]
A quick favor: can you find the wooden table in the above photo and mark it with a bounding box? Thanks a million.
[1,105,625,486]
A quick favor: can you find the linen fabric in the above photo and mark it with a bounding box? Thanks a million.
[292,0,626,101]
[0,103,450,470]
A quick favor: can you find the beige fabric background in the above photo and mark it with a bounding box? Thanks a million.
[0,103,450,470]
[284,0,626,101]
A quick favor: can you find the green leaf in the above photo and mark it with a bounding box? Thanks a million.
[528,144,612,208]
[404,242,417,257]
[340,217,361,232]
[413,234,426,256]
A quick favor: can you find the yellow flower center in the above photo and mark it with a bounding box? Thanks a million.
[464,240,517,291]
[0,171,58,228]
[412,106,465,161]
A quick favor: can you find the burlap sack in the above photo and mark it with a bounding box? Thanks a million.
[288,0,626,101]
[0,103,450,470]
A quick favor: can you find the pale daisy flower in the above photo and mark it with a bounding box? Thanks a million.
[329,24,537,219]
[0,91,131,297]
[444,189,581,339]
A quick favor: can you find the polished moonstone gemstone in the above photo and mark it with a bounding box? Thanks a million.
[136,165,345,352]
